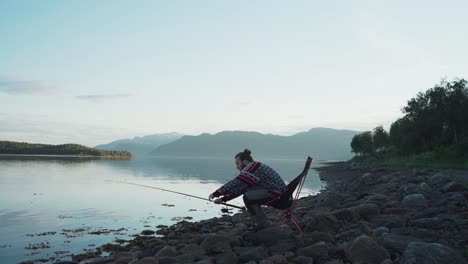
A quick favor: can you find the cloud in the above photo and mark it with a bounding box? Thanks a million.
[0,79,56,95]
[76,93,133,101]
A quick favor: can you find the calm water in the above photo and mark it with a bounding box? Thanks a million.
[0,156,324,264]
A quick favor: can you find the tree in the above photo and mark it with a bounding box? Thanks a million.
[351,131,373,155]
[373,126,389,152]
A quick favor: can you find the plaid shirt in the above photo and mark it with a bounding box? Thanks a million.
[212,161,287,202]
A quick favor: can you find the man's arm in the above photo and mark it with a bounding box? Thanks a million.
[210,173,258,202]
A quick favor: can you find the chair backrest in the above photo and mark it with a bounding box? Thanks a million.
[273,157,313,209]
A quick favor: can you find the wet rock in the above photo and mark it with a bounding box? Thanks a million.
[400,242,467,264]
[79,257,114,264]
[442,182,466,193]
[141,230,156,236]
[346,235,390,264]
[154,246,177,257]
[235,246,268,262]
[201,235,232,254]
[215,252,238,264]
[401,194,427,209]
[296,241,328,260]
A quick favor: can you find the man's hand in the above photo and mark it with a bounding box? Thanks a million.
[213,198,223,204]
[208,193,215,201]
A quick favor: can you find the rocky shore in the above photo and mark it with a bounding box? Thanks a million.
[62,162,468,264]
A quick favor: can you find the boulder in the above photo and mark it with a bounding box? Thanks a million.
[179,244,206,257]
[401,194,427,209]
[200,235,232,254]
[400,242,467,264]
[346,235,390,264]
[154,246,177,257]
[296,241,329,260]
[215,252,238,264]
[442,182,466,193]
[235,246,269,263]
[381,233,422,254]
[429,173,451,187]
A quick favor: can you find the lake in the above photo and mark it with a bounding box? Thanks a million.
[0,156,325,263]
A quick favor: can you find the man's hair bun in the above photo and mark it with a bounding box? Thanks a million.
[243,149,252,155]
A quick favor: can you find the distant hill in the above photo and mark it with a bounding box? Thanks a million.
[0,141,132,158]
[95,132,183,156]
[150,128,360,160]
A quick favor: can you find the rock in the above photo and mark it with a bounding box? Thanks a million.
[380,260,393,264]
[235,246,269,262]
[141,230,156,236]
[244,227,292,246]
[419,182,433,192]
[346,235,390,264]
[259,254,289,264]
[381,233,422,254]
[304,214,339,233]
[284,251,295,259]
[442,182,466,192]
[195,261,212,264]
[268,239,298,255]
[128,257,159,264]
[400,242,467,264]
[353,203,380,220]
[154,246,177,257]
[331,208,360,222]
[215,252,238,264]
[154,257,176,264]
[401,194,427,209]
[410,217,444,230]
[303,232,334,246]
[79,257,114,264]
[200,235,232,254]
[179,244,206,257]
[360,173,375,185]
[429,173,451,187]
[55,262,79,264]
[296,241,328,260]
[115,256,138,264]
[373,227,389,237]
[292,256,314,264]
[370,214,404,228]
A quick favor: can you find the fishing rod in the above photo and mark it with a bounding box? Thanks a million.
[111,180,246,211]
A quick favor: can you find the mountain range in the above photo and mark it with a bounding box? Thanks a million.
[95,132,183,156]
[150,128,359,160]
[96,128,360,160]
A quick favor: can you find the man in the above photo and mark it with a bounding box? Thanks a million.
[209,149,288,229]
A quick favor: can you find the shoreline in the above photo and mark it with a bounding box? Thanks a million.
[25,162,468,264]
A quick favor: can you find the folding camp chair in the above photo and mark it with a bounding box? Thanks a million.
[266,156,313,234]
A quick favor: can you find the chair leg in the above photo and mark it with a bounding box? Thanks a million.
[290,214,303,235]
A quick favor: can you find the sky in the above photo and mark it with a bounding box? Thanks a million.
[1,0,467,146]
